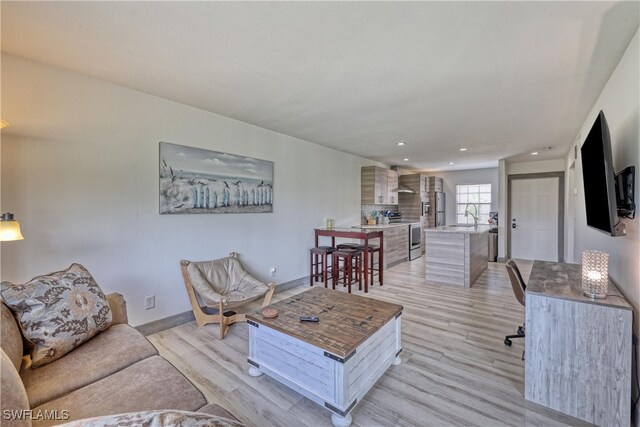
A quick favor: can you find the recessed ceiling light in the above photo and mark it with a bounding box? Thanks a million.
[459,148,467,151]
[543,146,552,151]
[449,162,454,165]
[403,158,409,162]
[397,142,406,146]
[531,152,539,155]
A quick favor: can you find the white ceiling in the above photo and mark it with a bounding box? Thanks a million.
[1,2,638,171]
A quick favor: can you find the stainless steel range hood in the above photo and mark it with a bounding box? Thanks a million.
[394,184,415,193]
[391,166,416,193]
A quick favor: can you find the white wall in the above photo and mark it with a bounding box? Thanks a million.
[507,158,565,175]
[567,29,639,415]
[428,168,499,226]
[0,54,377,326]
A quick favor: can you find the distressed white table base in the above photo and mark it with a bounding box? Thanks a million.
[247,366,263,377]
[248,315,402,427]
[331,413,352,427]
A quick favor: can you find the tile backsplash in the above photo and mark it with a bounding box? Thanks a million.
[361,204,399,224]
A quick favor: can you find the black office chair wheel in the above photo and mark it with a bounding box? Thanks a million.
[504,338,512,346]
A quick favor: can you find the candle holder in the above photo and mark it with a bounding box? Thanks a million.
[581,250,608,299]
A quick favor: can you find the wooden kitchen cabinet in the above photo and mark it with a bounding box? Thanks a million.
[361,166,397,205]
[382,225,409,267]
[432,176,443,192]
[387,170,398,205]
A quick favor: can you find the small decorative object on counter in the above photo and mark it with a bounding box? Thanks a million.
[489,211,498,225]
[326,218,334,229]
[581,250,608,299]
[262,308,278,318]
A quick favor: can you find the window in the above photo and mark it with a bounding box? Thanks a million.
[456,184,492,225]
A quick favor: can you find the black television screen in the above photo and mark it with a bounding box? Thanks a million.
[580,111,624,236]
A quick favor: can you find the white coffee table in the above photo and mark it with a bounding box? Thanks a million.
[246,287,403,427]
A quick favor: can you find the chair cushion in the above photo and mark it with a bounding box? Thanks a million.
[186,256,268,306]
[1,349,31,427]
[21,324,158,408]
[58,410,243,427]
[32,356,207,426]
[0,264,112,368]
[1,302,24,371]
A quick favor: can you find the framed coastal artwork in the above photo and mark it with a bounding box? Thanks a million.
[159,142,273,214]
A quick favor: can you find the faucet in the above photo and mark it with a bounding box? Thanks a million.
[464,203,479,227]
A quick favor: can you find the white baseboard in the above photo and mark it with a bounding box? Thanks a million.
[135,275,307,336]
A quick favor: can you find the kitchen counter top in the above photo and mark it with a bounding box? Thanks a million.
[356,222,417,229]
[426,225,495,234]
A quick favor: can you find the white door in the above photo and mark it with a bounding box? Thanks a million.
[511,177,559,261]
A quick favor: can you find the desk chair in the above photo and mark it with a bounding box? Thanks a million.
[504,259,526,346]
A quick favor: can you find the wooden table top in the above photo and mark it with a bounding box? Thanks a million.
[526,260,631,310]
[246,287,403,358]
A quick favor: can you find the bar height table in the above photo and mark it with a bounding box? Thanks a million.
[314,227,384,293]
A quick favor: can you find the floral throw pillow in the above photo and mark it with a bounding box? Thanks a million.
[0,263,112,368]
[59,410,243,427]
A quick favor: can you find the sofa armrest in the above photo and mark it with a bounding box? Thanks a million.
[106,293,128,325]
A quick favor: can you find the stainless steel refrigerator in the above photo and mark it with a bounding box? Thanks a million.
[435,192,445,226]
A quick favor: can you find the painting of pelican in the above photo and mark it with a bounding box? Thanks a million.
[160,142,273,214]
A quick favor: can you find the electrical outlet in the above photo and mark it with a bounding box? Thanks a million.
[270,267,277,277]
[145,295,155,310]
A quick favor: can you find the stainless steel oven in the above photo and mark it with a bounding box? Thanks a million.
[409,223,422,260]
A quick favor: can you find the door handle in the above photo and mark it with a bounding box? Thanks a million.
[512,223,517,229]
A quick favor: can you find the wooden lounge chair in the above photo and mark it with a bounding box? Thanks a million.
[180,252,276,339]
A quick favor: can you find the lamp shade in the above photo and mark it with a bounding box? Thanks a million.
[0,213,24,241]
[581,250,608,299]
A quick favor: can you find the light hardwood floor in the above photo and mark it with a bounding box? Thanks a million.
[148,258,591,426]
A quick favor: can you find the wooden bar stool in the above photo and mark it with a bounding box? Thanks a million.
[332,249,363,293]
[309,246,336,288]
[336,243,360,250]
[356,245,381,287]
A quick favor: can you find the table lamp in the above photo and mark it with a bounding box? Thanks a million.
[581,250,608,299]
[0,213,24,241]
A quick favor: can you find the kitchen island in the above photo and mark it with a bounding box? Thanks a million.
[424,225,491,287]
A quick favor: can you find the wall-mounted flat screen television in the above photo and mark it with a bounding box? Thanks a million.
[580,111,625,237]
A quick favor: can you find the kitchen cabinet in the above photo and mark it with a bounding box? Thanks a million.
[383,225,409,267]
[361,166,397,205]
[387,170,398,205]
[398,175,444,253]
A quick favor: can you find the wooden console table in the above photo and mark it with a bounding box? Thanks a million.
[525,260,632,426]
[314,227,384,293]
